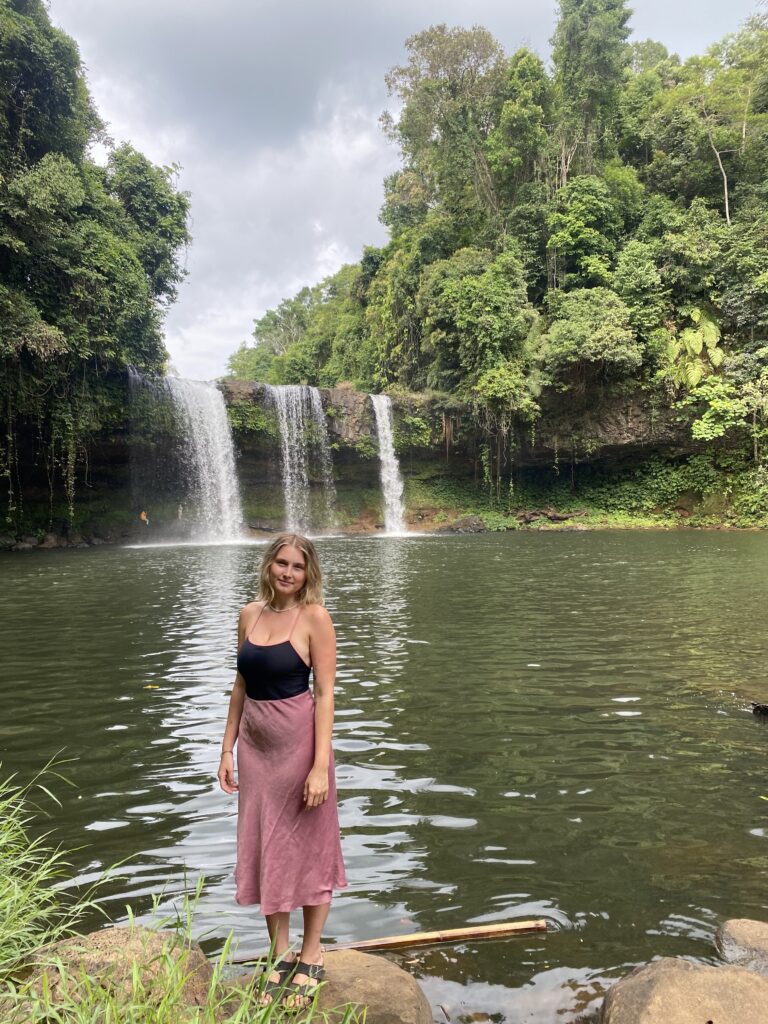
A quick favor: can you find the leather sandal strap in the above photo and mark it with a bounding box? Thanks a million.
[295,961,325,981]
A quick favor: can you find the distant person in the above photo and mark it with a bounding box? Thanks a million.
[218,533,346,1007]
[139,510,149,527]
[177,504,183,519]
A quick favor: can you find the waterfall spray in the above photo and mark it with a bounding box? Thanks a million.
[265,384,336,533]
[370,394,406,534]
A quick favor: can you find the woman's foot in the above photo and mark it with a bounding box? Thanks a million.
[283,954,325,1009]
[259,954,297,1006]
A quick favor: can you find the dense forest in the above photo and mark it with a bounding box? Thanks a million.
[4,0,768,533]
[228,1,768,521]
[0,0,189,522]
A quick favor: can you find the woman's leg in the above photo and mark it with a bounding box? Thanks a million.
[261,911,294,1003]
[265,909,291,956]
[285,902,330,1005]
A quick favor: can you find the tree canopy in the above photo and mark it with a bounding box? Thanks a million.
[0,0,190,522]
[228,3,768,477]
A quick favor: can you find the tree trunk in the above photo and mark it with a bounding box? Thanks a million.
[708,134,731,226]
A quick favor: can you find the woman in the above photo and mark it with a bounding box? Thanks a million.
[218,533,347,1005]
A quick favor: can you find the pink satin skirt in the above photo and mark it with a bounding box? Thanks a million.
[234,690,347,915]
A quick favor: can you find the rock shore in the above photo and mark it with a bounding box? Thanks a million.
[601,917,768,1023]
[12,926,430,1024]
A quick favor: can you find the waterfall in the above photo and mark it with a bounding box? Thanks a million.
[370,394,406,534]
[265,384,336,533]
[163,377,243,541]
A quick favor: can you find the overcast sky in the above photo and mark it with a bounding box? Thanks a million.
[48,0,760,381]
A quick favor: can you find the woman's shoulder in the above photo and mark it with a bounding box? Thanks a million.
[303,602,332,624]
[239,599,264,620]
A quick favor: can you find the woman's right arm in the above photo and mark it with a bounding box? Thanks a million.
[218,607,248,795]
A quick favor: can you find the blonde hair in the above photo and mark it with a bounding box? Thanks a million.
[258,533,324,606]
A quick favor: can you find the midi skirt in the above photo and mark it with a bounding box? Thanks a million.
[234,690,347,914]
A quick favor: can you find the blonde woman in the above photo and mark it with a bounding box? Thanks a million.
[218,533,346,1005]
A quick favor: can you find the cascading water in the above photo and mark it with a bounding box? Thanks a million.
[163,377,243,541]
[265,384,336,533]
[128,368,244,542]
[370,393,406,534]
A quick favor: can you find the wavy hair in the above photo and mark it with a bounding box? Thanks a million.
[258,533,324,606]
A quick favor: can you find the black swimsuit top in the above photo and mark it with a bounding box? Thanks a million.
[237,604,311,701]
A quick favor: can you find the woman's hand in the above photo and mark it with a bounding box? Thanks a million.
[303,765,329,808]
[218,751,238,794]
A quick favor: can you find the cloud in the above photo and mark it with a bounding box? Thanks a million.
[47,0,760,379]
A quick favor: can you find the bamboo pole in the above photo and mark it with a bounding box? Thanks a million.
[232,919,546,964]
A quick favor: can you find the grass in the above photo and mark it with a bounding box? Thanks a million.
[0,767,363,1024]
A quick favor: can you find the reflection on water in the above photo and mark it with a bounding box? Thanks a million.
[2,532,768,1022]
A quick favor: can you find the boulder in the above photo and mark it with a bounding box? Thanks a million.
[228,950,431,1024]
[38,533,61,549]
[600,956,768,1024]
[716,918,768,975]
[318,950,432,1024]
[27,926,212,1011]
[439,515,486,534]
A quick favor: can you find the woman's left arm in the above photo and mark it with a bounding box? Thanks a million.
[304,606,336,809]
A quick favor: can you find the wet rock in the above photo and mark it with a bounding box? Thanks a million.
[11,541,36,551]
[440,515,486,534]
[0,533,15,549]
[716,918,768,974]
[38,532,61,549]
[319,950,432,1024]
[600,956,768,1024]
[26,926,212,1010]
[66,531,85,546]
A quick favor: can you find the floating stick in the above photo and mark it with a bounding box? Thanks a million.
[232,919,546,964]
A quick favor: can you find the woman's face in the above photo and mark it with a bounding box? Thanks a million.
[269,544,307,601]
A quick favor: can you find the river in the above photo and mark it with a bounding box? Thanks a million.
[2,531,767,1021]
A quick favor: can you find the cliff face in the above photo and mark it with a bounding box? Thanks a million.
[2,379,706,546]
[218,379,703,532]
[222,379,695,472]
[515,392,695,469]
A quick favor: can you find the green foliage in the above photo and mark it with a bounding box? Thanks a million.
[471,360,540,422]
[547,174,623,286]
[663,306,724,389]
[0,763,98,981]
[612,239,667,340]
[381,24,508,232]
[686,377,748,441]
[417,245,535,390]
[227,341,276,382]
[541,287,642,380]
[551,0,633,177]
[487,48,550,201]
[0,1,190,525]
[395,414,432,451]
[226,400,277,436]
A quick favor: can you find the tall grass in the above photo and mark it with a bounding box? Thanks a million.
[0,768,363,1024]
[0,762,101,981]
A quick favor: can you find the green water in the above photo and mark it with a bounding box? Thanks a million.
[2,532,768,1022]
